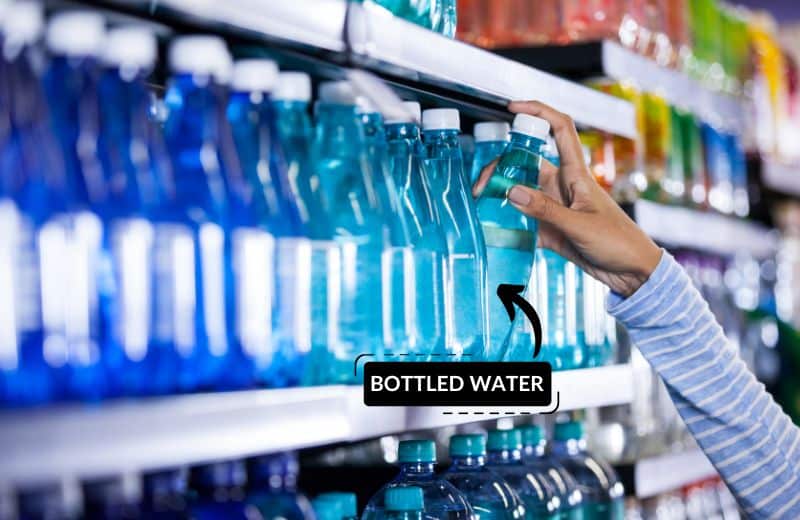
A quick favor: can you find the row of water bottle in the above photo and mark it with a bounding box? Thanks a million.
[368,0,458,38]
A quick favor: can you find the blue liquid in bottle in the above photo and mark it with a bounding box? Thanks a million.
[442,434,526,519]
[485,429,561,519]
[272,72,338,386]
[96,26,173,397]
[518,426,584,520]
[358,97,416,358]
[247,452,314,520]
[312,81,388,383]
[141,469,189,519]
[0,2,69,406]
[189,461,253,519]
[385,102,448,359]
[550,422,624,520]
[470,121,509,184]
[439,0,457,37]
[227,59,312,389]
[161,35,237,392]
[476,114,548,361]
[363,440,473,520]
[43,12,110,401]
[422,108,488,360]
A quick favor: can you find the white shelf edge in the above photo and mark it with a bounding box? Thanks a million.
[635,448,717,498]
[635,200,777,258]
[763,159,800,197]
[348,2,637,139]
[0,365,633,485]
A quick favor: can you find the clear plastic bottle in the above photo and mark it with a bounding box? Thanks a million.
[312,81,389,383]
[484,429,561,519]
[385,102,448,359]
[476,114,548,361]
[439,0,457,38]
[0,1,69,406]
[385,486,424,520]
[550,421,624,520]
[442,433,526,519]
[517,425,584,520]
[470,121,510,184]
[161,35,237,392]
[314,492,358,520]
[422,108,488,360]
[189,461,254,519]
[228,59,313,389]
[247,452,314,520]
[363,439,473,519]
[43,11,110,401]
[141,469,189,519]
[271,72,339,386]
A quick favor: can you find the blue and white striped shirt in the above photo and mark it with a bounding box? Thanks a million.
[608,251,800,519]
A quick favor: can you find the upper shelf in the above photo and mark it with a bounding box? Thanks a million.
[100,0,637,139]
[763,159,800,197]
[0,364,633,485]
[635,200,777,258]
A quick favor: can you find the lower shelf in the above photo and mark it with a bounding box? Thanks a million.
[0,364,633,486]
[617,448,717,499]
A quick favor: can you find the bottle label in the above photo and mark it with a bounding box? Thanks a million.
[481,176,518,199]
[481,225,536,252]
[275,237,313,354]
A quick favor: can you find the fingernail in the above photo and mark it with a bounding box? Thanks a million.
[508,186,531,206]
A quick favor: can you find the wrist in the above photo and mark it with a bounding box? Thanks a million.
[622,245,662,298]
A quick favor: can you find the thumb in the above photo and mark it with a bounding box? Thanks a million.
[508,184,585,236]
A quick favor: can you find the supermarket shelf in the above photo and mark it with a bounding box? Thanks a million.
[763,159,800,197]
[347,3,637,139]
[634,449,717,498]
[635,200,778,258]
[0,364,633,485]
[496,40,745,133]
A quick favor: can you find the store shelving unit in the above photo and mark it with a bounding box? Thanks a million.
[0,364,633,486]
[630,449,717,498]
[763,159,800,197]
[635,200,778,258]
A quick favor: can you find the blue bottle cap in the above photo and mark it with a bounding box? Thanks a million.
[312,496,342,520]
[487,429,522,452]
[398,440,436,463]
[385,486,424,512]
[449,434,486,458]
[517,425,545,446]
[553,420,584,442]
[317,492,357,517]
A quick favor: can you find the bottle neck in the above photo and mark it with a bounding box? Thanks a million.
[360,111,385,142]
[272,99,312,140]
[423,128,460,147]
[399,462,436,475]
[449,455,486,469]
[521,441,547,458]
[509,132,546,153]
[551,438,585,457]
[486,449,523,465]
[386,512,423,520]
[385,122,421,142]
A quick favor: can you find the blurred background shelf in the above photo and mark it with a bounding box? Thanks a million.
[762,159,800,197]
[620,449,717,499]
[634,200,778,258]
[0,364,632,486]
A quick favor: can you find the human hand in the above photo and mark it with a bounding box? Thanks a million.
[472,100,662,298]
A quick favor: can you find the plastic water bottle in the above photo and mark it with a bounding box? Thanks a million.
[485,429,561,519]
[141,469,189,519]
[228,59,313,388]
[314,492,358,520]
[442,434,526,519]
[82,477,142,519]
[517,425,584,520]
[439,0,457,37]
[470,121,510,183]
[550,421,624,520]
[189,461,253,519]
[272,72,339,386]
[312,81,388,383]
[363,439,473,519]
[422,108,488,360]
[43,11,110,401]
[358,96,416,358]
[161,35,237,392]
[476,114,549,360]
[247,452,314,520]
[384,102,448,358]
[459,134,475,179]
[16,483,72,520]
[385,487,425,520]
[0,1,69,406]
[581,272,610,368]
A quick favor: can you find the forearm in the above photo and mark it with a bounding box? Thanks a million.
[609,251,800,519]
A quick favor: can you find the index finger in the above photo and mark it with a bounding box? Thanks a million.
[507,100,587,174]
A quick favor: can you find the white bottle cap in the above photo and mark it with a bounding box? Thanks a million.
[385,101,422,124]
[511,114,550,140]
[355,94,378,114]
[473,121,510,143]
[231,59,279,93]
[3,1,44,47]
[46,11,105,57]
[169,35,232,84]
[318,80,356,105]
[272,71,311,102]
[103,26,157,71]
[421,108,460,131]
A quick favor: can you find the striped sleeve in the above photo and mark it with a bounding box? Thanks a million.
[608,250,800,519]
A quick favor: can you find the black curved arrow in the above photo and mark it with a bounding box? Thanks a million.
[497,284,543,358]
